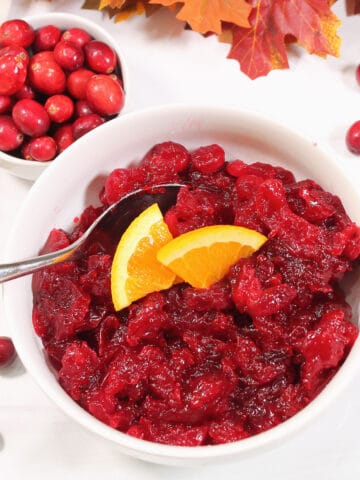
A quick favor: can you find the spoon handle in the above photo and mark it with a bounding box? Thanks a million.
[0,248,73,283]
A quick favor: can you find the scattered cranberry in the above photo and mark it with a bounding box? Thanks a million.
[29,51,66,95]
[54,40,84,71]
[0,95,13,114]
[191,144,225,174]
[75,99,94,117]
[356,65,360,86]
[0,115,24,151]
[346,121,360,155]
[0,45,28,95]
[62,27,92,49]
[67,68,94,100]
[45,94,74,123]
[84,40,116,74]
[73,113,104,139]
[12,98,50,137]
[0,19,35,48]
[27,135,57,161]
[86,74,124,116]
[54,124,74,153]
[0,336,16,368]
[33,24,61,52]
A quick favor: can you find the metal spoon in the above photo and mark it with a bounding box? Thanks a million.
[0,183,183,283]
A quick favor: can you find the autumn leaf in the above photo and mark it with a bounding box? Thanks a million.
[149,0,252,34]
[228,0,341,80]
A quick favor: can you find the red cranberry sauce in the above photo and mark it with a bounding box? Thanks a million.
[32,142,360,446]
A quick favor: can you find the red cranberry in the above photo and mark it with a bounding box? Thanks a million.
[0,115,24,151]
[67,68,94,100]
[54,124,74,153]
[21,140,31,159]
[0,336,16,367]
[45,94,74,123]
[15,82,36,100]
[33,24,61,51]
[108,73,123,88]
[54,40,84,71]
[356,65,360,86]
[142,142,190,173]
[0,45,28,95]
[0,95,12,114]
[72,113,104,140]
[75,99,94,117]
[86,74,124,116]
[346,121,360,155]
[12,98,50,137]
[191,144,225,174]
[27,136,57,161]
[0,19,35,48]
[29,51,66,96]
[84,40,117,74]
[61,28,92,49]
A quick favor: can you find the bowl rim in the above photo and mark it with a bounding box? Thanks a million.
[3,103,360,463]
[0,10,130,173]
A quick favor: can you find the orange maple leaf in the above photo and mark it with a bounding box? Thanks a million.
[228,0,341,80]
[149,0,251,34]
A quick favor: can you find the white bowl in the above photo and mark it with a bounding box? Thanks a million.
[3,105,360,465]
[0,12,129,181]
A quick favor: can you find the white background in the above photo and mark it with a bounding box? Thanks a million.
[1,0,360,478]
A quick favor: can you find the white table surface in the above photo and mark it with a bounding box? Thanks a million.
[1,0,360,478]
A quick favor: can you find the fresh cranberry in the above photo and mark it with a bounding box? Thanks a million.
[27,136,57,161]
[0,95,12,114]
[45,94,74,123]
[54,40,84,71]
[346,121,360,155]
[72,113,104,139]
[54,124,74,153]
[67,68,94,100]
[0,336,16,367]
[191,144,225,174]
[0,45,28,95]
[29,51,66,96]
[356,65,360,86]
[61,28,92,49]
[33,24,62,51]
[12,98,50,137]
[108,73,123,88]
[21,140,31,159]
[0,115,24,151]
[86,74,124,116]
[84,40,117,74]
[15,82,35,100]
[0,19,35,48]
[75,99,94,117]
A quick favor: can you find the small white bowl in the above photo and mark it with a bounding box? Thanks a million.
[3,105,360,465]
[0,12,129,181]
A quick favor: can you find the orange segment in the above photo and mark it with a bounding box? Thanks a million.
[111,203,176,311]
[157,225,267,289]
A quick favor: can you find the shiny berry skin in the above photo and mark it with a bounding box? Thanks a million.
[0,46,28,95]
[356,65,360,86]
[29,51,66,96]
[15,82,35,100]
[54,40,84,71]
[12,99,50,137]
[45,94,74,123]
[0,115,24,151]
[33,24,61,51]
[0,336,16,368]
[0,19,35,48]
[0,95,12,114]
[84,40,117,74]
[54,124,74,153]
[27,136,57,161]
[61,28,92,49]
[142,141,190,173]
[72,113,104,140]
[86,74,124,116]
[67,68,94,100]
[346,121,360,155]
[191,144,225,174]
[75,99,94,117]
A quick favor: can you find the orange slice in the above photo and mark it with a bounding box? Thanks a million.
[111,203,176,311]
[157,225,267,289]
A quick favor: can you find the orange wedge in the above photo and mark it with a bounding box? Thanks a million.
[111,203,176,311]
[157,225,267,289]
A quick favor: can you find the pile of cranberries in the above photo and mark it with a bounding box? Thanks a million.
[0,19,125,162]
[346,65,360,155]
